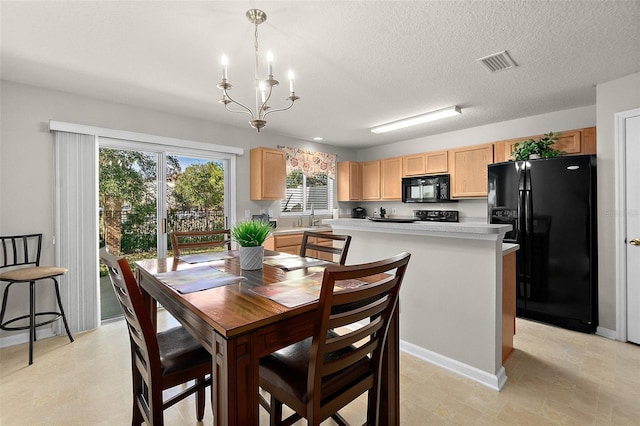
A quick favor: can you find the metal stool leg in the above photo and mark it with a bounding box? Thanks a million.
[52,277,74,342]
[29,281,36,365]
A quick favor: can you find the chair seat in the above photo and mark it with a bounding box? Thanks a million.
[157,326,211,376]
[0,266,68,282]
[259,337,372,405]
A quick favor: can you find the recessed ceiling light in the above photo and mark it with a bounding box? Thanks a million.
[370,106,462,134]
[313,137,324,141]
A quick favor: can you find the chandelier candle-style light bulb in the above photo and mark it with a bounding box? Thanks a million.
[216,9,300,132]
[267,51,274,77]
[221,55,228,80]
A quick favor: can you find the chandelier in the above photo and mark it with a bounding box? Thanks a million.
[217,9,300,132]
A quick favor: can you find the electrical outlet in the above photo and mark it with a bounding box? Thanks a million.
[392,208,397,215]
[373,209,379,216]
[268,209,273,218]
[244,209,251,219]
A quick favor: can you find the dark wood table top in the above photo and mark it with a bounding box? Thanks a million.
[135,250,325,339]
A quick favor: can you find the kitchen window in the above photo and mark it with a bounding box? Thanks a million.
[278,146,336,214]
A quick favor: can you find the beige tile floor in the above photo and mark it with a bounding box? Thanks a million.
[1,312,639,425]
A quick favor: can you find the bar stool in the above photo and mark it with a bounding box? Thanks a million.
[0,233,74,364]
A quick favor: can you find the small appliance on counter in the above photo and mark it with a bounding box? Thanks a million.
[352,207,366,219]
[413,209,459,222]
[252,213,277,228]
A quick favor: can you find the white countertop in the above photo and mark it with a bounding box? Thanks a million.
[324,218,512,241]
[502,243,520,255]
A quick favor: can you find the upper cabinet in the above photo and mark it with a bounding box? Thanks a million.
[381,157,403,200]
[250,147,286,200]
[448,143,494,198]
[336,126,596,202]
[402,150,448,177]
[494,127,596,163]
[361,160,381,200]
[337,161,362,201]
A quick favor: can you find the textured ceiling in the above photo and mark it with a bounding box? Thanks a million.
[2,1,639,148]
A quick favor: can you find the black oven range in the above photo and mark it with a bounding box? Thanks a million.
[413,209,459,222]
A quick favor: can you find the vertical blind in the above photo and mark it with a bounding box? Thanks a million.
[54,131,100,333]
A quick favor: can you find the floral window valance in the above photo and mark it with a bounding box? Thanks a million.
[278,146,336,179]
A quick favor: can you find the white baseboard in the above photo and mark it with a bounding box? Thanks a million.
[0,327,56,349]
[400,339,507,391]
[596,326,618,340]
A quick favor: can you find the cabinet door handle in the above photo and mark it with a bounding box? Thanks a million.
[630,238,640,246]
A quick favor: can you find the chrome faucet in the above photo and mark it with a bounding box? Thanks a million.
[309,204,317,226]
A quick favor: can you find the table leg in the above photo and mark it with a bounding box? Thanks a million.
[212,332,259,425]
[137,270,158,332]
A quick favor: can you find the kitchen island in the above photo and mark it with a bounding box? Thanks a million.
[324,218,513,390]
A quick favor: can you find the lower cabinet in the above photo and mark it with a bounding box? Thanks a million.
[265,230,333,260]
[502,251,516,363]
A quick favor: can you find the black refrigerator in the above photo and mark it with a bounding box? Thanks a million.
[488,155,597,333]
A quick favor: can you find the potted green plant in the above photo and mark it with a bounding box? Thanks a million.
[511,132,565,161]
[230,219,273,270]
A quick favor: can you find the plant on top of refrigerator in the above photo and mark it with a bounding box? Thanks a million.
[511,132,565,161]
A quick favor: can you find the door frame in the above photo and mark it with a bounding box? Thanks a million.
[615,107,640,341]
[100,139,235,257]
[50,120,242,332]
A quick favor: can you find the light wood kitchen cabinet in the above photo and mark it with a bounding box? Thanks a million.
[361,160,381,200]
[264,233,301,255]
[425,150,448,174]
[495,127,596,162]
[381,157,402,200]
[337,161,362,201]
[402,150,448,176]
[503,250,516,362]
[250,147,286,200]
[265,230,334,260]
[448,143,494,198]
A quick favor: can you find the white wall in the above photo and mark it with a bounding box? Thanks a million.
[596,72,640,331]
[357,105,596,160]
[0,80,355,339]
[354,106,596,221]
[2,72,637,339]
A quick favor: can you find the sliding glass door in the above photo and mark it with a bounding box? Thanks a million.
[165,154,228,255]
[99,139,229,320]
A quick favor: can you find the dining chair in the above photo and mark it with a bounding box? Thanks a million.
[0,233,74,365]
[259,251,411,426]
[99,247,212,425]
[299,231,352,265]
[170,230,231,257]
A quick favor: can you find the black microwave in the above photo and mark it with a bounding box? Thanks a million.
[402,174,455,203]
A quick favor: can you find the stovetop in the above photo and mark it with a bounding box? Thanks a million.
[413,209,459,222]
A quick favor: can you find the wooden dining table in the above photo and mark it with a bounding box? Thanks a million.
[135,250,400,425]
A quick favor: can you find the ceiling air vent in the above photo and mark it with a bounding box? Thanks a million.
[477,51,517,73]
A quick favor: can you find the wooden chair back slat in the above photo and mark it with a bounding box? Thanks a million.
[299,231,352,265]
[308,252,410,424]
[170,230,232,257]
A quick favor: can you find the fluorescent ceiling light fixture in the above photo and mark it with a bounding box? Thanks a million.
[371,106,462,134]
